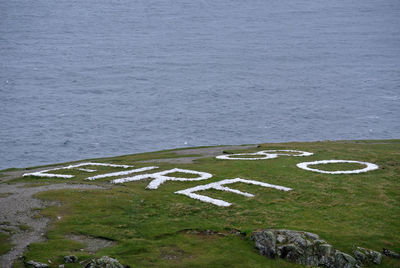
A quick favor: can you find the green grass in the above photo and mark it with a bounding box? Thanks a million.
[0,232,12,256]
[308,162,367,171]
[18,224,31,232]
[6,140,400,267]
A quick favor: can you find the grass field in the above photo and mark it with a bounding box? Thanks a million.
[2,140,400,267]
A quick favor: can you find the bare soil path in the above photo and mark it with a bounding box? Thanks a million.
[0,179,104,268]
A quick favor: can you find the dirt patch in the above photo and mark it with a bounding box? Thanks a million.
[0,183,105,268]
[65,234,115,253]
[140,145,257,164]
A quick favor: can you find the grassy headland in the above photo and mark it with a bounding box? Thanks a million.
[1,140,399,267]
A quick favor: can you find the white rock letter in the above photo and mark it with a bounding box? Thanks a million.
[296,160,379,174]
[23,162,133,179]
[216,150,313,160]
[86,166,159,181]
[175,178,292,207]
[112,168,213,189]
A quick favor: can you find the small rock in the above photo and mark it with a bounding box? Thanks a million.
[58,265,64,268]
[383,248,400,259]
[314,239,327,245]
[64,255,78,263]
[334,251,359,268]
[85,256,124,268]
[277,243,303,264]
[353,246,382,265]
[276,234,286,244]
[251,230,276,258]
[317,243,335,257]
[353,250,367,264]
[304,231,319,240]
[26,260,49,268]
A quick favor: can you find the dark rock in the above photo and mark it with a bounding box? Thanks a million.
[251,230,276,258]
[251,229,360,268]
[277,243,304,264]
[353,246,382,265]
[26,260,49,268]
[85,256,124,268]
[353,250,367,264]
[316,243,335,266]
[334,251,358,268]
[383,248,400,259]
[64,255,78,263]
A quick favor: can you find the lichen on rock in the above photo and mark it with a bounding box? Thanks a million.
[353,246,382,265]
[85,256,125,268]
[63,255,78,263]
[251,229,360,268]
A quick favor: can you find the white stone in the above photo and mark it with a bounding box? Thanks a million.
[86,166,158,181]
[175,178,292,207]
[216,152,278,160]
[112,168,213,189]
[216,149,313,160]
[23,162,132,178]
[296,160,379,174]
[259,150,313,157]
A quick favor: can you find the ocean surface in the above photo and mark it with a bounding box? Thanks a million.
[1,0,399,169]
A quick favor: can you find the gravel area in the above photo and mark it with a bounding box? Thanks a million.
[0,179,104,268]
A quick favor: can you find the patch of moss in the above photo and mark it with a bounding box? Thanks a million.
[0,232,13,255]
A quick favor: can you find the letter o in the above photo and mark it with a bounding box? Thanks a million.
[296,160,379,174]
[216,152,278,160]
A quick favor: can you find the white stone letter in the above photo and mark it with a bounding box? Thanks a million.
[216,150,313,160]
[175,178,292,207]
[23,162,133,179]
[86,166,159,181]
[112,168,213,189]
[296,160,379,174]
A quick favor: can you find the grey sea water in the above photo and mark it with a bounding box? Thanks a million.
[1,0,399,169]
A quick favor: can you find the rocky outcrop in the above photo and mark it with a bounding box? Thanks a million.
[85,256,125,268]
[251,229,359,268]
[353,247,382,265]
